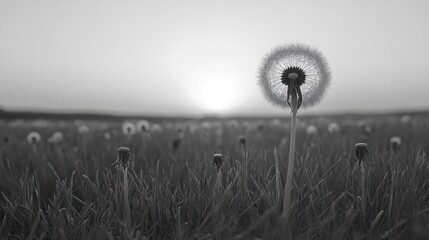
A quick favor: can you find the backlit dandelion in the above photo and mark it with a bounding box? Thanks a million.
[306,125,318,135]
[390,136,401,153]
[122,122,136,136]
[48,131,63,144]
[258,43,331,109]
[78,124,90,134]
[328,122,340,133]
[27,132,41,144]
[258,42,331,220]
[137,120,150,132]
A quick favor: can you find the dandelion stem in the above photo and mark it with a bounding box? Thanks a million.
[123,168,131,233]
[282,91,297,220]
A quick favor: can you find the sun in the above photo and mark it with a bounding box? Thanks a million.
[195,78,235,112]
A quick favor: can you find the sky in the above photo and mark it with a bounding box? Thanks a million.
[1,0,429,117]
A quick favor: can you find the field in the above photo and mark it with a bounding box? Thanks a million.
[1,114,429,239]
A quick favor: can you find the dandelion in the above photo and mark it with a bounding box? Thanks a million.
[201,122,211,132]
[400,115,411,124]
[328,122,340,133]
[78,124,90,134]
[237,135,246,148]
[27,132,41,144]
[122,122,136,137]
[354,143,371,214]
[150,123,162,133]
[104,132,111,140]
[270,119,282,127]
[258,43,331,220]
[48,131,63,144]
[112,147,132,233]
[227,120,239,129]
[212,153,223,172]
[136,120,150,132]
[390,136,401,153]
[306,125,318,135]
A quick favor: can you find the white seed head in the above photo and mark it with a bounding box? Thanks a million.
[306,125,318,135]
[137,120,150,132]
[400,115,411,124]
[27,131,41,144]
[328,122,340,133]
[78,124,90,134]
[48,131,63,143]
[122,122,136,136]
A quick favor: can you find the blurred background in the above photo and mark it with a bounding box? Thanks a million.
[1,0,429,118]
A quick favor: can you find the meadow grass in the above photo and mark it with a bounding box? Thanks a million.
[0,115,428,239]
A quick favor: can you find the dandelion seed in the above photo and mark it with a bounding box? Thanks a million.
[390,136,401,153]
[27,132,41,144]
[306,125,318,135]
[137,120,150,132]
[212,154,223,172]
[48,132,63,144]
[150,123,162,133]
[258,43,331,220]
[328,122,340,133]
[78,124,90,134]
[122,122,136,136]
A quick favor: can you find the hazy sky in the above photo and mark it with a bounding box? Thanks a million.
[1,0,429,116]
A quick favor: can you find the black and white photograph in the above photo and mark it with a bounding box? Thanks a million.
[1,0,429,239]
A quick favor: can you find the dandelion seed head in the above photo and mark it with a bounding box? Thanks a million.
[104,132,111,140]
[78,124,90,134]
[306,125,318,135]
[390,136,401,152]
[137,120,150,132]
[48,132,63,143]
[27,131,41,144]
[328,122,340,133]
[122,122,136,136]
[400,115,411,124]
[258,43,331,109]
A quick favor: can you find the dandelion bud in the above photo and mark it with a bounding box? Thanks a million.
[113,147,132,170]
[328,122,340,133]
[354,143,370,165]
[48,131,63,144]
[306,125,318,135]
[78,124,90,134]
[122,122,136,136]
[137,120,150,132]
[390,136,401,152]
[27,132,41,144]
[212,154,223,172]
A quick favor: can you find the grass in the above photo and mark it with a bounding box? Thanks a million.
[0,115,429,239]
